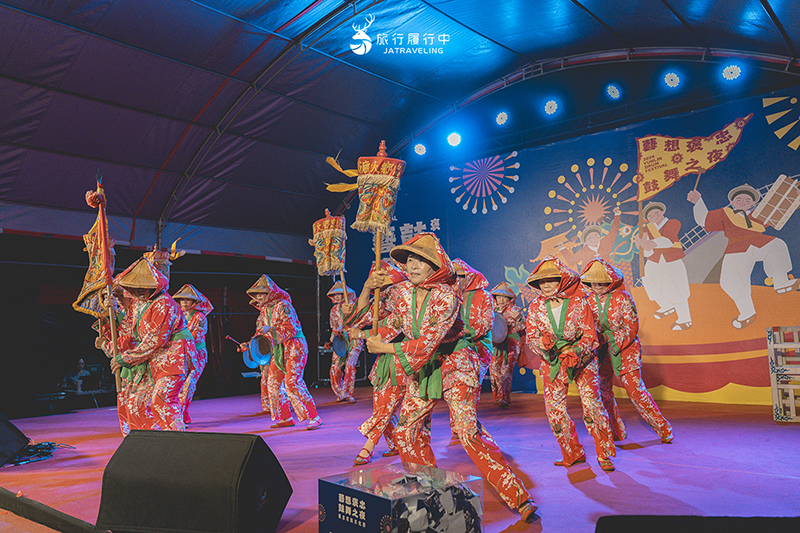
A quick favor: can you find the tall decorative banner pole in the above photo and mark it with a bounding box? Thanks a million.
[326,141,405,336]
[339,267,349,305]
[73,171,120,390]
[372,230,381,333]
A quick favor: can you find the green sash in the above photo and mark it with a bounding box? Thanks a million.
[264,304,305,373]
[595,293,622,375]
[395,287,445,400]
[460,291,493,357]
[334,306,352,369]
[375,352,398,389]
[494,331,521,364]
[170,327,194,342]
[545,300,578,383]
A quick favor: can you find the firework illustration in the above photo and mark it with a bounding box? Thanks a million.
[543,157,639,235]
[449,151,520,214]
[763,94,800,150]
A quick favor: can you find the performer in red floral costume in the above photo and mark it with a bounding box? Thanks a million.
[364,233,537,522]
[327,282,363,403]
[243,275,322,430]
[453,260,493,382]
[97,285,155,435]
[581,258,674,443]
[346,260,408,465]
[173,284,213,425]
[525,255,616,471]
[109,257,195,431]
[489,281,525,408]
[447,259,495,442]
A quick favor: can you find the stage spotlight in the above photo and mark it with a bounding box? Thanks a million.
[414,144,426,155]
[545,100,558,115]
[447,133,461,146]
[606,84,621,100]
[664,72,680,88]
[496,112,508,125]
[722,64,742,81]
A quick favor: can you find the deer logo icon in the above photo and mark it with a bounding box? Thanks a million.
[350,14,375,55]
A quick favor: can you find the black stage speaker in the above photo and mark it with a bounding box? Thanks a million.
[0,413,29,467]
[596,515,800,533]
[96,430,292,533]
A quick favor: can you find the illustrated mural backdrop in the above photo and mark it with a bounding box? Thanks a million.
[342,89,800,406]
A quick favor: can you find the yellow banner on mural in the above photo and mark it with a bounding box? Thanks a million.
[634,113,753,202]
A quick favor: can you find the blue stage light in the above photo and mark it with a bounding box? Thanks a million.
[664,72,681,88]
[606,84,621,100]
[545,100,558,115]
[496,112,508,125]
[447,132,461,146]
[414,143,426,155]
[722,64,742,81]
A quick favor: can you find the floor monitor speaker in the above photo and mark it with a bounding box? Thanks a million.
[96,430,292,533]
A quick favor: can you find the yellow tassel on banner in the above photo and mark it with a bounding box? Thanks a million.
[325,156,359,177]
[169,238,186,261]
[325,182,360,192]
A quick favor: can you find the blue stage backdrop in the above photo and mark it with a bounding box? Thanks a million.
[341,89,800,406]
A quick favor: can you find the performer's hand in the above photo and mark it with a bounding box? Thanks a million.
[364,270,387,291]
[346,328,363,340]
[109,357,121,373]
[613,206,621,216]
[324,342,332,350]
[95,336,104,350]
[641,239,655,252]
[687,189,701,204]
[238,342,248,352]
[341,303,354,315]
[366,335,388,354]
[102,292,118,311]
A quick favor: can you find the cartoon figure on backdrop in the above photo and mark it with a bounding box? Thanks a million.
[559,207,622,270]
[173,284,213,425]
[581,258,674,443]
[326,282,363,404]
[241,275,322,430]
[346,260,408,465]
[489,281,525,408]
[109,257,196,431]
[450,259,494,439]
[362,233,537,523]
[633,202,693,331]
[96,284,156,435]
[688,184,799,329]
[525,255,616,472]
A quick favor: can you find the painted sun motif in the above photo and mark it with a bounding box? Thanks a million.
[450,151,520,214]
[763,94,800,150]
[543,157,638,234]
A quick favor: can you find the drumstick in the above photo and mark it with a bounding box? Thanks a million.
[225,334,242,345]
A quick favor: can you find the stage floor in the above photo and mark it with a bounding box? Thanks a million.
[1,387,799,532]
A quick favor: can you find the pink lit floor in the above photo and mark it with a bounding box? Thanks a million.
[2,387,799,533]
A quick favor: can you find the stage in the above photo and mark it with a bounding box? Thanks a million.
[1,387,799,532]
